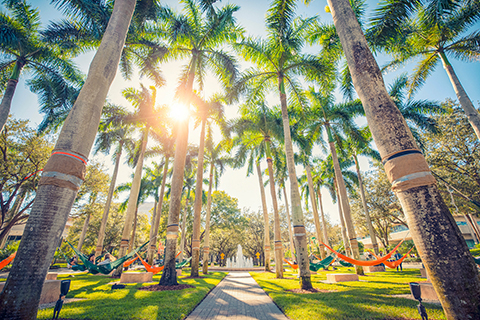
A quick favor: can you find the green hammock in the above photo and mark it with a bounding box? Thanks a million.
[176,257,192,269]
[338,259,354,267]
[474,257,480,265]
[310,254,335,272]
[66,241,149,275]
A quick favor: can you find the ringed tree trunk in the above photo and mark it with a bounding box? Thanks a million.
[95,143,123,258]
[439,52,480,140]
[334,179,351,256]
[0,59,25,132]
[147,157,169,265]
[159,54,196,286]
[0,1,136,318]
[265,136,283,278]
[283,186,296,260]
[191,119,207,277]
[256,162,271,271]
[353,154,379,254]
[306,164,326,259]
[278,74,311,289]
[316,188,330,247]
[179,195,190,262]
[114,127,149,276]
[326,124,363,275]
[202,163,215,274]
[328,0,480,316]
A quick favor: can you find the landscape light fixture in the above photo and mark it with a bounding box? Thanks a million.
[409,282,428,320]
[52,280,71,319]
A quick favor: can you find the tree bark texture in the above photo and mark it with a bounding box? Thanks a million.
[0,63,22,132]
[77,212,91,252]
[0,1,135,318]
[439,53,480,141]
[306,164,326,259]
[328,138,363,275]
[147,157,169,265]
[283,186,296,260]
[191,119,206,277]
[278,74,311,289]
[128,208,138,253]
[327,0,480,316]
[96,144,123,258]
[202,163,214,274]
[179,197,189,263]
[316,189,330,247]
[256,162,271,271]
[354,154,378,254]
[266,157,283,278]
[335,180,351,256]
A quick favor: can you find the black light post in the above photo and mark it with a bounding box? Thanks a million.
[52,280,71,319]
[409,282,428,320]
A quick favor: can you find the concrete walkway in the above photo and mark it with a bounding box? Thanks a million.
[186,272,288,320]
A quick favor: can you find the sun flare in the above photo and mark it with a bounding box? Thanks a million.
[169,103,190,121]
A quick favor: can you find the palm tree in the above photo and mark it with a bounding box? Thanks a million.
[158,0,240,286]
[368,0,480,140]
[93,104,135,258]
[0,0,137,317]
[190,94,225,277]
[0,0,82,131]
[323,0,480,316]
[305,89,365,274]
[231,0,332,289]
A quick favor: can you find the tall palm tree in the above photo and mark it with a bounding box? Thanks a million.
[305,89,365,274]
[190,94,225,276]
[158,0,240,286]
[93,104,135,258]
[368,0,480,140]
[0,0,82,131]
[0,0,137,317]
[231,0,332,289]
[323,0,480,316]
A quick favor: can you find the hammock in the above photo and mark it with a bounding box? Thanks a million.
[321,240,404,267]
[66,240,149,275]
[283,258,298,270]
[0,252,16,270]
[176,257,192,268]
[338,259,353,267]
[310,254,335,272]
[473,257,480,266]
[369,247,414,269]
[136,252,182,274]
[123,255,139,268]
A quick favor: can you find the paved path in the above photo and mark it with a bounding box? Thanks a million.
[186,272,288,320]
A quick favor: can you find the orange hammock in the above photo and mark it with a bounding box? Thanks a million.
[136,252,182,275]
[283,258,298,270]
[321,240,404,267]
[369,247,414,269]
[0,252,16,270]
[123,255,139,268]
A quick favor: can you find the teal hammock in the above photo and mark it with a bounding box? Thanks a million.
[310,254,335,272]
[474,257,480,266]
[176,257,192,269]
[67,241,149,274]
[338,259,354,267]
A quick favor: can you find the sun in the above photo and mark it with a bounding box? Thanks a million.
[169,103,190,121]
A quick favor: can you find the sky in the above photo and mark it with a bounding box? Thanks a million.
[4,0,480,226]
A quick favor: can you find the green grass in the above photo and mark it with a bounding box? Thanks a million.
[251,267,446,320]
[37,270,226,320]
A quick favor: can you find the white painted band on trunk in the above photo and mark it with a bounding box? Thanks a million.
[42,171,83,187]
[392,171,433,187]
[294,233,306,237]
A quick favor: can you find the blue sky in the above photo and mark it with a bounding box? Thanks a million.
[4,0,480,226]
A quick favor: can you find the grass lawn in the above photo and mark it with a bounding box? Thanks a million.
[37,269,226,320]
[251,266,446,320]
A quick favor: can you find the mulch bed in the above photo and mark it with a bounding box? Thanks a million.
[286,288,336,294]
[138,284,195,291]
[182,276,206,279]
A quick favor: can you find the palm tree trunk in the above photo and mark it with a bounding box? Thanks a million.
[328,0,480,316]
[147,157,169,265]
[256,162,271,271]
[283,186,296,260]
[128,208,138,253]
[191,119,206,277]
[0,1,135,317]
[278,74,311,289]
[95,144,123,258]
[316,189,329,247]
[438,52,480,140]
[77,212,91,252]
[334,180,351,256]
[306,164,326,260]
[148,198,158,258]
[202,163,214,274]
[327,126,363,275]
[353,154,378,254]
[179,197,189,262]
[0,60,24,132]
[115,128,148,275]
[265,138,283,278]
